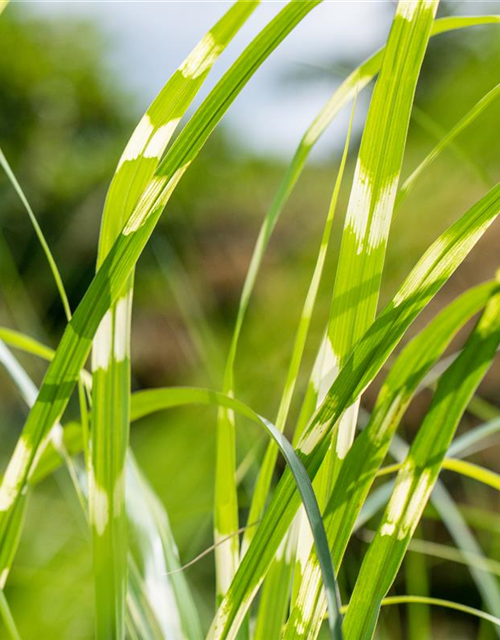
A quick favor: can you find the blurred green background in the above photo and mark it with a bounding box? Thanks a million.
[0,2,499,638]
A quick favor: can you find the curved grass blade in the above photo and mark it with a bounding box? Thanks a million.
[133,387,343,639]
[354,596,500,629]
[389,431,500,639]
[356,475,500,603]
[0,328,54,363]
[250,103,355,640]
[0,0,321,610]
[0,340,201,639]
[90,3,259,635]
[442,458,500,492]
[379,457,500,492]
[410,106,492,188]
[210,180,500,639]
[0,148,71,320]
[404,536,500,578]
[0,590,20,640]
[449,417,500,457]
[126,454,202,640]
[398,82,500,207]
[343,283,500,640]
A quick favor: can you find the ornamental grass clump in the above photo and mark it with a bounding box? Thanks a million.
[0,1,499,638]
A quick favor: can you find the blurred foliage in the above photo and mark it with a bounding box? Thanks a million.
[0,4,499,639]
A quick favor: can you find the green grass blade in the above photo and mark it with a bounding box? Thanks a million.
[380,458,500,492]
[90,3,258,635]
[449,417,500,457]
[322,0,438,467]
[97,0,258,264]
[405,537,431,640]
[410,105,492,188]
[368,596,500,629]
[343,282,500,640]
[443,458,500,492]
[389,432,500,638]
[0,327,54,362]
[211,181,500,639]
[245,99,355,552]
[404,537,500,578]
[126,454,203,640]
[0,148,71,321]
[0,590,21,640]
[398,82,500,206]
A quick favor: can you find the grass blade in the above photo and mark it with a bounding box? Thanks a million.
[389,431,500,638]
[398,82,500,206]
[126,454,203,640]
[0,590,21,640]
[368,596,500,629]
[322,0,438,467]
[0,148,71,321]
[90,3,258,635]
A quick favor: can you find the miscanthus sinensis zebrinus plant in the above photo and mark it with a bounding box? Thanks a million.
[0,0,500,638]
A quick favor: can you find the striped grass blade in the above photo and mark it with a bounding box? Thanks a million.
[0,338,202,638]
[320,0,438,477]
[389,431,500,634]
[90,2,258,636]
[289,0,440,613]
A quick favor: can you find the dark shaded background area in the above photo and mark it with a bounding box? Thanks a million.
[0,4,499,638]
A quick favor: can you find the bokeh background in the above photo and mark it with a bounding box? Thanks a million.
[0,1,499,638]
